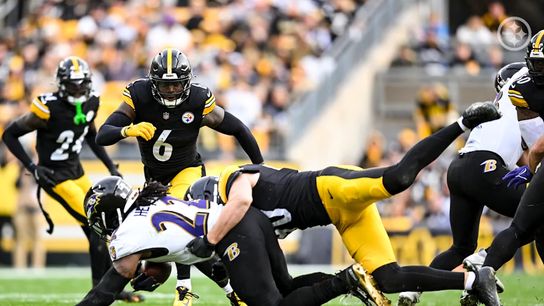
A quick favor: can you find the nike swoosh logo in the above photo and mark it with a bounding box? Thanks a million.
[327,189,334,200]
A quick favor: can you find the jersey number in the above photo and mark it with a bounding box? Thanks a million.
[153,130,173,162]
[50,127,89,161]
[151,210,208,237]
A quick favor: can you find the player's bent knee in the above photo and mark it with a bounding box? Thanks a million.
[383,165,418,195]
[371,262,403,293]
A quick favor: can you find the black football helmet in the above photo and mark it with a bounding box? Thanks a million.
[149,48,192,108]
[185,176,222,204]
[494,61,526,92]
[56,56,93,105]
[84,176,138,238]
[526,30,544,87]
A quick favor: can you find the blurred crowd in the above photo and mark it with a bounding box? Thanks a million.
[0,0,365,161]
[392,1,512,76]
[0,0,366,266]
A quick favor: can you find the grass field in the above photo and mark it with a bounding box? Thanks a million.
[1,267,544,305]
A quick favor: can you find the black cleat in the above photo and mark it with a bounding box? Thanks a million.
[461,101,501,129]
[336,264,391,306]
[472,267,501,306]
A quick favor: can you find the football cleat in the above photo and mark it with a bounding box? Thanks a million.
[463,249,504,293]
[460,290,479,306]
[337,264,391,306]
[173,286,199,306]
[397,291,421,306]
[115,290,144,303]
[472,267,501,306]
[226,292,247,306]
[460,101,501,129]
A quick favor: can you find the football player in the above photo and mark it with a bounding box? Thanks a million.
[95,48,263,305]
[507,30,544,119]
[2,57,141,302]
[77,177,373,306]
[475,30,544,291]
[399,61,544,305]
[185,102,503,306]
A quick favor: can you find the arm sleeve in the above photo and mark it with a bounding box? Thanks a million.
[213,111,264,164]
[76,267,130,306]
[85,124,117,171]
[95,111,133,146]
[2,121,35,170]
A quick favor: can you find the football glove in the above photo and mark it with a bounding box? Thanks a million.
[502,165,532,189]
[131,272,161,292]
[121,122,156,141]
[187,236,215,259]
[211,261,229,287]
[29,163,55,187]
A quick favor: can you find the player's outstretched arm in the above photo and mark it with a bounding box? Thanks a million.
[96,102,139,145]
[77,253,143,306]
[203,106,264,164]
[2,113,45,170]
[85,122,122,176]
[207,173,256,245]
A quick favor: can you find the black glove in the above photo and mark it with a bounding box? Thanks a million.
[130,272,161,292]
[109,164,123,178]
[29,163,55,187]
[187,236,215,258]
[211,261,229,286]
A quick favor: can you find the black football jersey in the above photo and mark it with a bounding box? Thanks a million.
[122,79,216,183]
[218,164,331,238]
[508,71,544,118]
[30,92,99,182]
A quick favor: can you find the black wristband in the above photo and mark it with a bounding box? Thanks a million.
[203,236,216,247]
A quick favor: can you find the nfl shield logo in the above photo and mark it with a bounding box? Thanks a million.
[163,112,170,120]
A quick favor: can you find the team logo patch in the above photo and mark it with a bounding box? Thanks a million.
[86,110,95,122]
[481,159,497,173]
[163,112,170,120]
[109,246,117,260]
[223,242,240,262]
[182,112,194,124]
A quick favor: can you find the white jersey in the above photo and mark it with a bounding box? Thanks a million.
[519,116,544,148]
[459,69,527,170]
[108,196,223,264]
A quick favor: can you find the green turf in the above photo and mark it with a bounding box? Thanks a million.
[1,268,544,305]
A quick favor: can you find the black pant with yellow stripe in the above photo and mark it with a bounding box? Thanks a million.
[41,174,111,286]
[316,122,470,293]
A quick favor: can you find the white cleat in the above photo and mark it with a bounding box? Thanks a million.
[397,291,421,306]
[463,249,504,293]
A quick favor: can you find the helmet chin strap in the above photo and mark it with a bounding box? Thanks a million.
[73,99,87,125]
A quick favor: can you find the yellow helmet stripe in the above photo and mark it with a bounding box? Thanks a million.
[534,31,544,51]
[166,48,172,74]
[70,56,80,73]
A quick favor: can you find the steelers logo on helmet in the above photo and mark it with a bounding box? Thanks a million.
[526,30,544,87]
[149,48,193,108]
[56,56,93,105]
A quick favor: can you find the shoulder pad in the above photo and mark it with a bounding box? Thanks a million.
[30,93,56,120]
[122,84,135,110]
[218,165,242,203]
[190,84,216,115]
[508,79,529,108]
